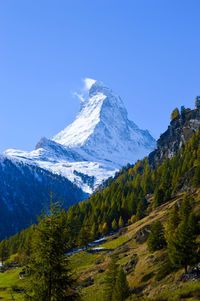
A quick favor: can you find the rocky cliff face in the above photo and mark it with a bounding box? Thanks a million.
[149,109,200,167]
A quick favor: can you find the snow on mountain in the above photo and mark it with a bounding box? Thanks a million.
[4,79,156,193]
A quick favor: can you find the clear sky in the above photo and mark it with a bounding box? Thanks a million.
[1,0,200,152]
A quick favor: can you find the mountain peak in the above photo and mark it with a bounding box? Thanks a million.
[53,79,155,162]
[53,79,127,148]
[4,79,156,193]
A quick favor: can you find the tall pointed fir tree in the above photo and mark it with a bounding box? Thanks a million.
[167,195,198,273]
[112,267,129,301]
[104,257,129,301]
[165,204,180,242]
[147,221,166,253]
[0,240,8,265]
[25,203,79,301]
[104,257,118,301]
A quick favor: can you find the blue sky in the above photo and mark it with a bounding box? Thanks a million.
[0,0,200,152]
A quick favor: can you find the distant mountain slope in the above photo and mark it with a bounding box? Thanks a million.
[5,79,156,194]
[0,156,86,240]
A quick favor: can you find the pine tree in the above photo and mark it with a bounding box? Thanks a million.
[78,226,90,249]
[167,218,198,273]
[193,165,200,188]
[167,196,198,273]
[104,257,118,301]
[179,194,193,222]
[153,186,165,207]
[25,203,78,301]
[195,96,200,109]
[135,199,146,221]
[165,204,180,242]
[0,240,8,265]
[90,223,98,241]
[181,106,186,115]
[147,221,166,252]
[112,268,129,301]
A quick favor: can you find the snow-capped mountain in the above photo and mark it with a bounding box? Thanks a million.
[4,79,156,193]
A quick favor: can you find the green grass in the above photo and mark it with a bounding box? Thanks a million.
[145,281,200,301]
[101,235,129,249]
[117,254,131,266]
[81,281,105,301]
[70,250,106,272]
[0,268,24,300]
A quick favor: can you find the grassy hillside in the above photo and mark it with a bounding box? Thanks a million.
[73,189,200,301]
[2,189,200,300]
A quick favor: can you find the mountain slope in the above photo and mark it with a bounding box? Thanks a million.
[0,155,86,240]
[4,79,156,194]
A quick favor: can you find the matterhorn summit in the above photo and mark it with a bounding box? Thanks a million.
[4,79,156,193]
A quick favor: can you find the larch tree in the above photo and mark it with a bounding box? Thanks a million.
[111,219,118,231]
[170,108,179,120]
[118,216,124,228]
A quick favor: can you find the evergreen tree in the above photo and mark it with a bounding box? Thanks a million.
[195,96,200,109]
[193,165,200,188]
[0,240,8,265]
[147,221,166,252]
[153,186,164,207]
[78,226,90,248]
[179,194,193,222]
[165,204,180,242]
[90,223,98,241]
[25,203,78,301]
[167,196,198,273]
[112,268,129,301]
[167,218,198,273]
[135,199,146,221]
[181,106,186,115]
[104,257,118,301]
[188,212,198,235]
